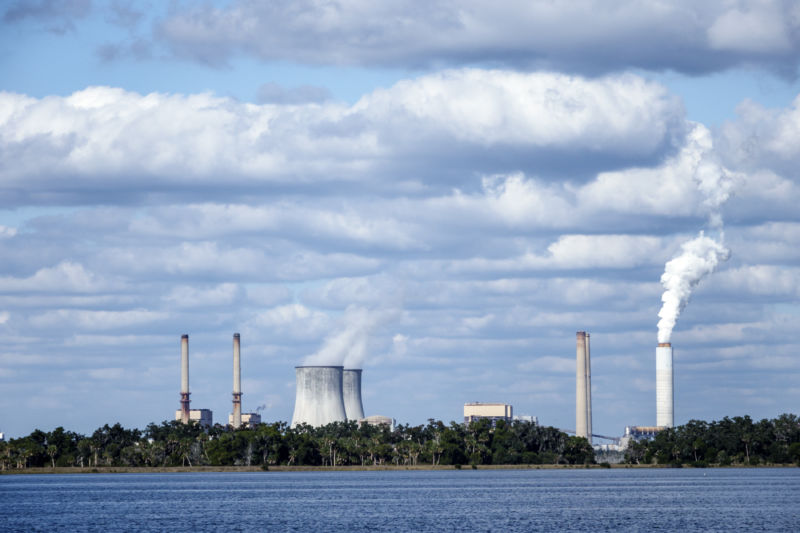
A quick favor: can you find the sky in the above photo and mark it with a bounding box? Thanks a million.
[2,0,800,439]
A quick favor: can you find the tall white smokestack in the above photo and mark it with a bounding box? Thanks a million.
[180,334,190,424]
[343,369,365,421]
[656,342,674,428]
[291,366,347,427]
[232,333,242,428]
[575,331,588,440]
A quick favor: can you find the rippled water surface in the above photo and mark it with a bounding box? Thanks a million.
[2,468,799,532]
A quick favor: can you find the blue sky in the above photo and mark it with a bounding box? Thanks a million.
[2,0,800,438]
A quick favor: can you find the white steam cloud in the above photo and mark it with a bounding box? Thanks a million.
[656,124,735,343]
[304,305,400,368]
[657,232,730,343]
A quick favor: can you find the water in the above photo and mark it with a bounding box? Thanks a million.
[2,468,798,532]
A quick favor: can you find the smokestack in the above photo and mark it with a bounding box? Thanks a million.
[656,342,674,427]
[180,334,190,424]
[575,331,588,440]
[232,333,242,428]
[291,366,347,427]
[585,333,592,444]
[342,369,365,421]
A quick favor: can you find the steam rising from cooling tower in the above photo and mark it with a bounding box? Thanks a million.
[305,305,399,368]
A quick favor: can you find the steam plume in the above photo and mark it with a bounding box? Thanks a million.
[657,232,729,343]
[305,305,400,367]
[656,124,735,343]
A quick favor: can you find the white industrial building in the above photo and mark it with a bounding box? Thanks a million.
[174,408,213,428]
[463,402,513,425]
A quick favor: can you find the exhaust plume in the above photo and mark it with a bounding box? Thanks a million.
[305,305,400,368]
[657,232,729,343]
[656,124,735,343]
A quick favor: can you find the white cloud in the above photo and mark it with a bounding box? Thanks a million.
[0,261,107,293]
[708,3,792,53]
[155,1,800,74]
[0,71,686,197]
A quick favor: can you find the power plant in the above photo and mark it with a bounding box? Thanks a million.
[656,342,674,428]
[166,327,673,447]
[575,331,592,443]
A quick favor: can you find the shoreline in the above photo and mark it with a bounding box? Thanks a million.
[2,463,797,475]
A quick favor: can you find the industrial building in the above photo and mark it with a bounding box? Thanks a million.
[228,412,262,428]
[175,408,213,427]
[575,331,592,443]
[359,415,395,431]
[463,402,513,424]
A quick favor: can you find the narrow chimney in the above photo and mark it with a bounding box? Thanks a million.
[180,334,190,424]
[232,333,242,428]
[585,332,592,444]
[575,331,588,440]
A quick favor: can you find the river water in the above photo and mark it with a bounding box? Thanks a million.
[2,468,798,532]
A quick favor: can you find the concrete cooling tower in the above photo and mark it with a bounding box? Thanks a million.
[343,369,365,421]
[291,366,347,427]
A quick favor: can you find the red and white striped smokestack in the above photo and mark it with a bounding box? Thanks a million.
[180,334,190,424]
[232,333,242,428]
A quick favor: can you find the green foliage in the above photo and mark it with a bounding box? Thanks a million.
[0,418,585,469]
[623,414,800,466]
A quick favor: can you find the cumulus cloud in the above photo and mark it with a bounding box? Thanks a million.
[718,95,800,176]
[155,0,800,75]
[0,71,686,203]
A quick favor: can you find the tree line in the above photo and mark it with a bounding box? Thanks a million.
[0,418,594,469]
[625,414,800,466]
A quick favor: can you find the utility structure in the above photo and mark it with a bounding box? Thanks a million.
[342,368,365,421]
[575,331,592,443]
[232,333,242,428]
[656,342,674,428]
[291,366,347,427]
[175,333,213,427]
[180,334,190,424]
